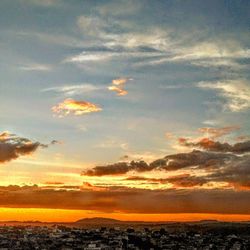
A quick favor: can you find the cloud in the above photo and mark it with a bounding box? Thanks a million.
[65,50,163,65]
[85,152,250,190]
[80,124,250,190]
[197,80,250,112]
[82,150,236,176]
[66,52,114,63]
[180,138,250,154]
[124,151,164,162]
[163,150,236,171]
[198,126,240,139]
[125,174,207,188]
[162,174,208,188]
[202,120,218,126]
[52,99,102,117]
[208,155,250,190]
[96,0,141,17]
[94,138,128,150]
[67,14,171,66]
[42,84,102,96]
[131,40,250,69]
[108,77,132,96]
[236,135,250,142]
[23,0,60,6]
[50,140,62,145]
[0,131,51,164]
[0,185,249,214]
[190,58,246,70]
[18,63,52,71]
[125,154,250,190]
[77,15,109,37]
[167,154,250,190]
[67,9,250,71]
[82,161,153,176]
[44,181,64,185]
[76,13,170,51]
[168,41,250,62]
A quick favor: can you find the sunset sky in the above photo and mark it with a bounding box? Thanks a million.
[0,0,250,222]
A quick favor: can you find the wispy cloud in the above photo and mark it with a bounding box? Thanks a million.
[66,52,113,63]
[42,84,102,96]
[19,63,52,71]
[52,99,102,117]
[94,137,128,150]
[23,0,60,7]
[65,51,162,64]
[197,80,250,112]
[73,12,250,71]
[108,77,132,96]
[198,126,240,139]
[96,0,141,17]
[135,41,250,69]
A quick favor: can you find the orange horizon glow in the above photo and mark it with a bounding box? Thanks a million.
[0,208,249,223]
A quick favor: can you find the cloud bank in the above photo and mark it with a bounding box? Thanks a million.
[0,185,248,214]
[82,131,250,190]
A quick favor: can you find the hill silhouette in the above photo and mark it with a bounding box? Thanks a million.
[75,217,123,224]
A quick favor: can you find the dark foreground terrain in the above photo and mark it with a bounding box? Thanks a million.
[0,218,249,249]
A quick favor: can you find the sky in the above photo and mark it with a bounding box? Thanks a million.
[0,0,250,222]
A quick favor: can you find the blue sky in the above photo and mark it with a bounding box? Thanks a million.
[0,0,250,185]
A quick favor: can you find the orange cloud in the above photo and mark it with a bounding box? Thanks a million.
[108,77,132,96]
[198,126,240,139]
[108,85,128,96]
[52,98,102,117]
[179,137,250,154]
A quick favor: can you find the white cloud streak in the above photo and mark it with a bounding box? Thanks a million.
[197,80,250,112]
[19,63,52,71]
[42,84,103,96]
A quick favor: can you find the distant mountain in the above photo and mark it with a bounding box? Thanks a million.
[75,217,123,224]
[187,220,220,225]
[0,217,249,226]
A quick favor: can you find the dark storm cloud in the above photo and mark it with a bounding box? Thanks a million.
[0,132,55,163]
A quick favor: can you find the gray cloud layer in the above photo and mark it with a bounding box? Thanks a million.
[0,185,249,214]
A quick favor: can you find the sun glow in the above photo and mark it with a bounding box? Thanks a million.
[0,208,249,223]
